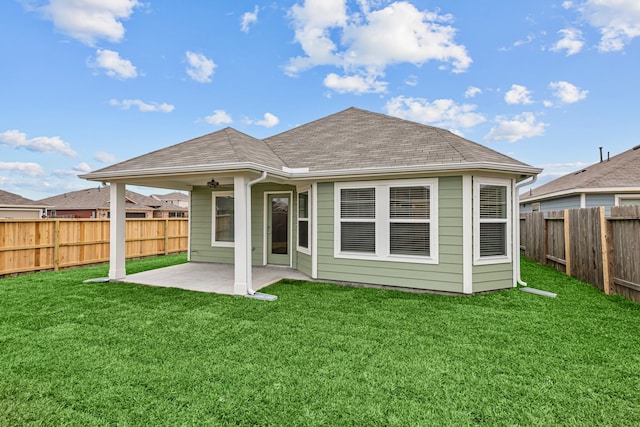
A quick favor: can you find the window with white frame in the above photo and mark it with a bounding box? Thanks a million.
[335,179,438,264]
[474,179,511,264]
[211,192,234,247]
[616,194,640,206]
[297,190,311,253]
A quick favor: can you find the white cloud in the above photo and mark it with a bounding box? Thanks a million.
[404,75,418,86]
[109,99,175,112]
[35,0,140,46]
[94,151,116,163]
[204,110,233,125]
[465,86,482,98]
[241,6,259,33]
[550,28,584,55]
[93,49,138,79]
[323,72,387,94]
[185,51,216,83]
[286,0,471,91]
[385,96,486,132]
[254,112,280,128]
[53,162,91,177]
[0,129,77,157]
[0,161,46,176]
[548,81,588,104]
[578,0,640,52]
[484,112,547,142]
[505,84,533,105]
[53,162,92,177]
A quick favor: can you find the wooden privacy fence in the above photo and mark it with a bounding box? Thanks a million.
[520,206,640,302]
[0,218,189,276]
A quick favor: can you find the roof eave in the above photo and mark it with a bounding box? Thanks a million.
[520,186,640,203]
[80,161,541,183]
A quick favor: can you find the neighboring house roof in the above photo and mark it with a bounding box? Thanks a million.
[151,192,189,202]
[37,186,187,212]
[520,145,640,202]
[81,107,541,183]
[0,189,47,208]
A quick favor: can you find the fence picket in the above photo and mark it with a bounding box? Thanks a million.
[0,218,188,276]
[520,207,640,303]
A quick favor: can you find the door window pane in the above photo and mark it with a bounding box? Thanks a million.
[271,197,288,255]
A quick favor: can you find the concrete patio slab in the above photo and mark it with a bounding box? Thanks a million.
[119,262,310,295]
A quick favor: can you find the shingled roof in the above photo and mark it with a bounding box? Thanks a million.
[89,127,286,176]
[265,107,531,171]
[37,186,187,212]
[82,107,540,181]
[1,189,36,205]
[520,145,640,201]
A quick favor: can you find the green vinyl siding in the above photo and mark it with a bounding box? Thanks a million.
[190,187,233,263]
[297,251,312,276]
[316,177,464,292]
[472,263,513,292]
[189,183,296,266]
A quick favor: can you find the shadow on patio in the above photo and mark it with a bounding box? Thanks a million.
[120,262,311,295]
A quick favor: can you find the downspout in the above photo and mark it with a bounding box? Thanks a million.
[514,175,537,286]
[245,171,268,295]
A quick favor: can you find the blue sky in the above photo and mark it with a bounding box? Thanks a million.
[1,0,639,200]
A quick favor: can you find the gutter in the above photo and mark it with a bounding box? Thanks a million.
[514,175,537,287]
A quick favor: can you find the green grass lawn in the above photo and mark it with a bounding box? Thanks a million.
[1,255,639,426]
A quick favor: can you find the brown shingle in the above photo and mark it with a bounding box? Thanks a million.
[521,145,640,201]
[264,107,531,170]
[0,189,38,205]
[82,107,538,180]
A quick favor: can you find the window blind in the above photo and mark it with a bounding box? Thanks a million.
[340,188,376,253]
[478,184,507,257]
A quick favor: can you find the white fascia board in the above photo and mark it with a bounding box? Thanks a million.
[81,161,541,184]
[520,186,640,203]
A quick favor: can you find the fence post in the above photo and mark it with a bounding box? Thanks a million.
[601,207,616,295]
[164,219,169,256]
[53,220,60,272]
[543,214,548,265]
[564,209,571,276]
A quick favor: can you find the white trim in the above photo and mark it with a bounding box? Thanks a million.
[311,183,318,279]
[334,178,439,265]
[296,185,311,255]
[580,193,586,208]
[81,161,541,182]
[211,191,235,248]
[615,193,640,206]
[521,186,640,204]
[263,191,294,267]
[462,175,473,294]
[473,177,512,266]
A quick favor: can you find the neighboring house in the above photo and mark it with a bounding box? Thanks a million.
[81,107,541,295]
[520,145,640,215]
[151,191,189,209]
[37,186,188,219]
[0,189,48,219]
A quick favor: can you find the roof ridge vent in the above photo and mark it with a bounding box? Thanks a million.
[574,169,587,175]
[633,144,640,150]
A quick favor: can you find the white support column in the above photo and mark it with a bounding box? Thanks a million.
[233,175,250,295]
[109,183,127,281]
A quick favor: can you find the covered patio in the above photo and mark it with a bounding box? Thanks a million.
[121,262,311,295]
